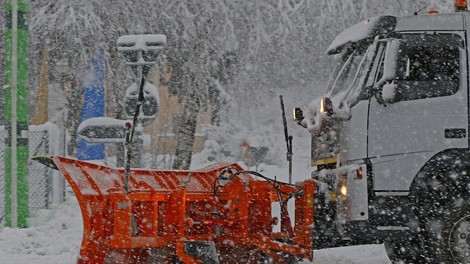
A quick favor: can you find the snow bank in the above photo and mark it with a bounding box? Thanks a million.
[0,196,82,264]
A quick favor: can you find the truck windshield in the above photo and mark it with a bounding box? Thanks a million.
[326,43,369,98]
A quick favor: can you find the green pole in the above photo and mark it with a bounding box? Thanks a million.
[4,0,29,228]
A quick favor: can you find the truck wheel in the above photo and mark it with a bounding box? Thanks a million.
[415,182,470,263]
[427,200,470,263]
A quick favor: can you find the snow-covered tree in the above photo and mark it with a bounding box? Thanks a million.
[25,0,456,168]
[30,0,134,154]
[150,0,238,169]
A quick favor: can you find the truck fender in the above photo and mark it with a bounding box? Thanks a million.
[409,148,470,195]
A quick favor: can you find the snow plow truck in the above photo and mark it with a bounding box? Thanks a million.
[292,0,470,263]
[33,1,470,263]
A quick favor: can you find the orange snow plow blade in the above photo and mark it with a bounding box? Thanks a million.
[34,156,315,263]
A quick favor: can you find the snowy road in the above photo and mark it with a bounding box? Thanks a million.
[0,188,391,264]
[0,157,391,263]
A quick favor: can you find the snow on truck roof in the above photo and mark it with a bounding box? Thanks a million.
[326,13,466,56]
[326,16,396,55]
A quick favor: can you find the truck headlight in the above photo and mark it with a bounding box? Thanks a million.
[320,97,333,116]
[337,174,348,197]
[340,183,348,196]
[292,107,304,122]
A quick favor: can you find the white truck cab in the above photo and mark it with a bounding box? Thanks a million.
[296,4,470,263]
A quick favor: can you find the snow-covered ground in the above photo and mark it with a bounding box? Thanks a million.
[0,155,391,263]
[0,194,390,264]
[0,197,82,264]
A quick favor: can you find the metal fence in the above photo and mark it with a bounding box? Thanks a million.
[0,123,65,224]
[0,126,6,223]
[28,129,51,210]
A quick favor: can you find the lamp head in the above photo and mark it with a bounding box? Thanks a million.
[117,34,166,65]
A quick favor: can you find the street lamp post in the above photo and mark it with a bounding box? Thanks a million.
[117,34,166,192]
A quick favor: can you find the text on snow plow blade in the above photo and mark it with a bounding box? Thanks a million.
[34,156,315,263]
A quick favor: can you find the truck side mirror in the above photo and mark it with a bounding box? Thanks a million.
[382,83,398,103]
[374,38,402,104]
[375,39,401,87]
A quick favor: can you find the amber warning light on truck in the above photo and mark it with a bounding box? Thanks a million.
[456,0,468,11]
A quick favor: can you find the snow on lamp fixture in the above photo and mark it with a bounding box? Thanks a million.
[117,35,166,63]
[117,34,166,128]
[117,34,166,77]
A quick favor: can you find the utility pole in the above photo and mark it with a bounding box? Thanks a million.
[4,0,29,228]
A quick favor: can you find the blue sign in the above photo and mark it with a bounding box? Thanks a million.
[77,49,106,160]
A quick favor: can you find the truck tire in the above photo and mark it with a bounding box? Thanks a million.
[413,172,470,263]
[421,200,470,263]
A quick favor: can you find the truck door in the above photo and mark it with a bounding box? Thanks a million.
[368,32,468,191]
